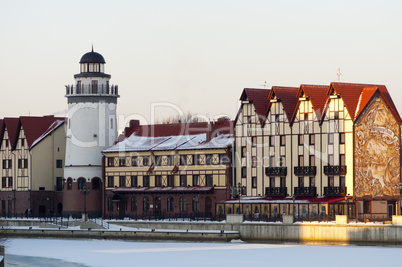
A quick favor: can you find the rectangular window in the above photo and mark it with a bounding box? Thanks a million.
[143,175,150,187]
[340,154,345,166]
[118,157,126,167]
[194,154,200,165]
[155,175,162,187]
[270,177,275,188]
[206,174,213,187]
[56,177,63,191]
[328,176,334,187]
[334,111,339,120]
[167,175,174,187]
[142,156,150,166]
[166,155,174,166]
[8,177,12,188]
[119,176,126,187]
[5,140,8,148]
[269,136,274,147]
[107,157,114,167]
[56,159,62,168]
[1,177,6,188]
[247,116,252,124]
[18,159,22,169]
[275,114,279,122]
[21,139,25,147]
[108,176,114,187]
[180,155,187,165]
[328,154,334,165]
[241,167,247,178]
[180,175,187,186]
[131,156,138,167]
[155,156,162,166]
[279,156,285,167]
[363,201,370,214]
[309,134,315,145]
[24,159,28,168]
[309,176,315,187]
[252,177,257,188]
[309,155,315,166]
[219,154,229,165]
[340,133,345,144]
[340,176,345,187]
[19,159,29,169]
[298,177,304,187]
[131,176,138,187]
[280,135,286,146]
[251,136,257,147]
[2,160,6,169]
[205,154,213,165]
[252,156,257,167]
[193,175,200,186]
[298,135,304,146]
[328,133,334,145]
[298,155,304,166]
[241,146,246,158]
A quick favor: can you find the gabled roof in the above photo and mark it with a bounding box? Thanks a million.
[20,116,66,148]
[30,119,65,150]
[268,86,299,123]
[4,118,21,149]
[328,82,401,123]
[237,88,271,125]
[298,84,329,121]
[354,87,378,120]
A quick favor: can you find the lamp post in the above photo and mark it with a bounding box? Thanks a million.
[80,184,90,221]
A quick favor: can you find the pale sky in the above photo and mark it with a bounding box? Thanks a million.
[1,0,401,130]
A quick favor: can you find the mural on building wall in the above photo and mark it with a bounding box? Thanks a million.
[355,95,400,198]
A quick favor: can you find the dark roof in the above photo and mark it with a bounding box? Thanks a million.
[19,116,65,148]
[238,88,271,124]
[4,118,20,149]
[79,51,106,64]
[269,86,299,123]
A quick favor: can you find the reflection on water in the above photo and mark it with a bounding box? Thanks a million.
[6,254,89,267]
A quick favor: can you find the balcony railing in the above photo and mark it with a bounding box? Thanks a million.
[65,84,119,96]
[294,186,317,197]
[265,167,287,176]
[324,186,347,197]
[294,166,316,176]
[324,165,347,176]
[265,187,287,197]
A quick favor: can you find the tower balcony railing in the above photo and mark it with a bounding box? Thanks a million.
[65,84,119,96]
[324,165,347,176]
[294,186,317,197]
[324,186,347,197]
[265,187,287,197]
[265,167,287,176]
[294,166,316,176]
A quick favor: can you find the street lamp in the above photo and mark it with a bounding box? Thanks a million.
[80,184,90,221]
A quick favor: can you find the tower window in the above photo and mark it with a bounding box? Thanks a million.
[110,118,113,129]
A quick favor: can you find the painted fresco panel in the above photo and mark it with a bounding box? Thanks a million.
[354,96,400,198]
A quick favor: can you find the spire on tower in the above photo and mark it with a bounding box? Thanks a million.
[91,44,94,52]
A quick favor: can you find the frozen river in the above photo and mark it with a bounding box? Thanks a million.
[4,238,401,267]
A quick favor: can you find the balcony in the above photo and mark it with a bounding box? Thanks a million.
[65,84,119,96]
[294,166,316,176]
[294,186,317,197]
[265,187,287,197]
[324,186,347,197]
[265,167,287,176]
[324,165,347,176]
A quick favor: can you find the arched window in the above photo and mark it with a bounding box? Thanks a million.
[143,197,149,212]
[92,178,101,190]
[180,197,186,212]
[108,197,113,211]
[167,197,174,212]
[192,197,199,212]
[77,178,86,190]
[67,178,72,190]
[131,197,137,212]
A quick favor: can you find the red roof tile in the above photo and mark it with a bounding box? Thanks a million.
[298,84,329,120]
[354,87,378,119]
[329,82,401,123]
[4,118,20,149]
[269,86,299,123]
[238,88,270,124]
[19,116,66,148]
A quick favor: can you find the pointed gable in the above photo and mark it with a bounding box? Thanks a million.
[269,86,299,123]
[239,88,270,124]
[298,84,329,121]
[4,118,21,149]
[355,87,378,120]
[20,116,66,148]
[329,82,401,123]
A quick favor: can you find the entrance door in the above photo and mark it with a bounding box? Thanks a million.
[154,197,161,217]
[388,202,395,219]
[205,197,212,216]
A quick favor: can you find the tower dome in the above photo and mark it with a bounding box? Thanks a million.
[79,50,106,64]
[78,47,106,74]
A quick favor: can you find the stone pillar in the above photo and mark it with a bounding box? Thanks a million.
[336,215,348,224]
[226,214,244,224]
[283,215,294,224]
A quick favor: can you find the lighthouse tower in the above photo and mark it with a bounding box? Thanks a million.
[63,48,119,216]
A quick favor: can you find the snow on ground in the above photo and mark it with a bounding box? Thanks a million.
[4,237,402,267]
